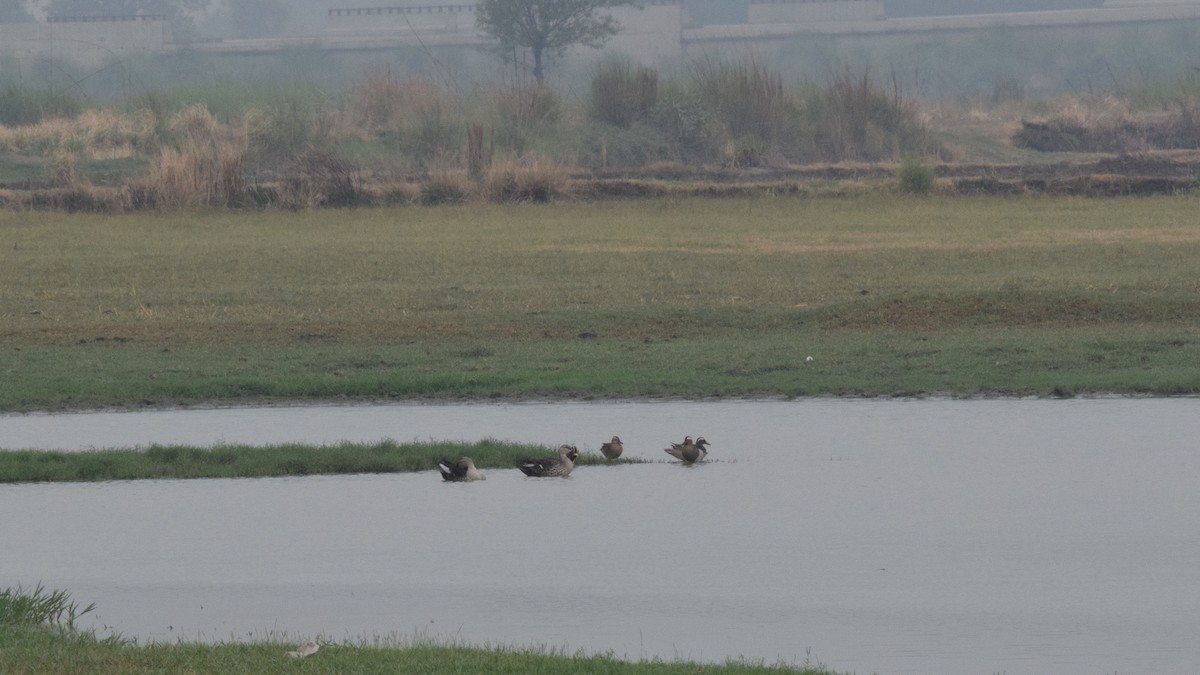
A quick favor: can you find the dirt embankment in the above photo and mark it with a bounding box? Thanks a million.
[3,151,1198,212]
[577,151,1200,199]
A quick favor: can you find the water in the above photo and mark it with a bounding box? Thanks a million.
[2,399,1199,674]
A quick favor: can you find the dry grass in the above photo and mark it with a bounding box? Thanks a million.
[419,167,471,205]
[417,155,569,204]
[128,104,247,209]
[477,156,570,202]
[0,109,153,158]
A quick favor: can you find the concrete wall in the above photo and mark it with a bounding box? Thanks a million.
[323,5,475,35]
[748,0,886,24]
[606,3,685,60]
[0,17,170,66]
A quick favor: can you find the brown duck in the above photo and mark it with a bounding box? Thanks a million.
[600,435,624,460]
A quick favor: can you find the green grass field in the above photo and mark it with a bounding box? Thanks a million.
[2,194,1198,410]
[1,586,833,675]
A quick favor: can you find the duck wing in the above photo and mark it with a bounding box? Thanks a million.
[517,457,555,477]
[438,458,461,480]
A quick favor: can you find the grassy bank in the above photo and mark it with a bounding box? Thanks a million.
[0,586,832,674]
[2,194,1199,410]
[0,440,641,484]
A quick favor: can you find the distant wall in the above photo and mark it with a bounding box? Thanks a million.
[323,4,474,34]
[882,0,1103,17]
[748,0,886,24]
[0,16,171,66]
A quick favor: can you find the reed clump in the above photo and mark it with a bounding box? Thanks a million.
[1,584,95,630]
[590,57,659,128]
[690,55,789,148]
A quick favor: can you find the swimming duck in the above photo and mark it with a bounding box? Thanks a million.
[438,456,486,481]
[600,435,624,460]
[664,436,710,464]
[517,444,579,477]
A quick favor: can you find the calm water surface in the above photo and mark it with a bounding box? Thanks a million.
[2,399,1199,674]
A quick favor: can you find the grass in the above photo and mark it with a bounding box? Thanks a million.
[0,440,643,484]
[1,194,1199,410]
[0,586,835,674]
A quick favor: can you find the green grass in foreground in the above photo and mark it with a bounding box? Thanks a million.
[0,440,640,483]
[0,586,834,674]
[2,195,1199,409]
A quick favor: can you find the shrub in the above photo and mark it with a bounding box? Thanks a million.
[0,83,82,126]
[280,149,362,209]
[897,157,936,194]
[648,85,720,163]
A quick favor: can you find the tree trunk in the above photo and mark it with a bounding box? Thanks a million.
[532,46,545,84]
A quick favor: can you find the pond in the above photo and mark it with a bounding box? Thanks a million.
[2,399,1199,674]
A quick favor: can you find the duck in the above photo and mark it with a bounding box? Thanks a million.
[664,436,710,464]
[438,456,486,481]
[284,641,320,659]
[599,435,624,460]
[517,444,579,477]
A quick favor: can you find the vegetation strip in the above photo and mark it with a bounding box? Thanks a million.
[0,586,834,674]
[0,441,643,484]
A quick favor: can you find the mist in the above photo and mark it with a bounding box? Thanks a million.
[1,1,1194,100]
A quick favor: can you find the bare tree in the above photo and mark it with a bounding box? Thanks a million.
[475,0,637,84]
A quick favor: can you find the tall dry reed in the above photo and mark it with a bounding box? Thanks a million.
[467,122,494,180]
[690,55,789,145]
[591,58,659,128]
